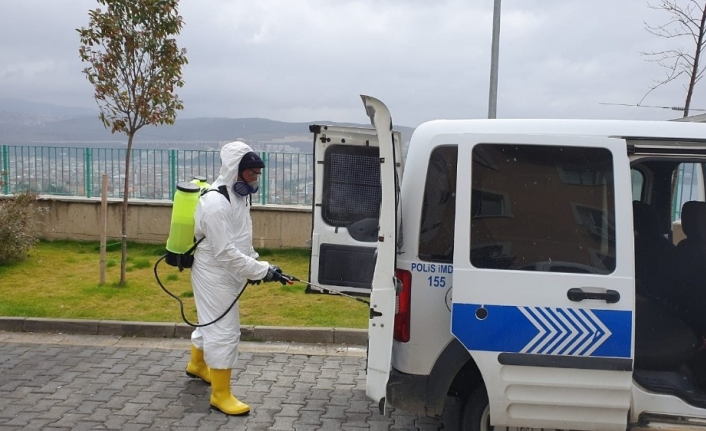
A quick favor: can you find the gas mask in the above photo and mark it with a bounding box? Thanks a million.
[233,180,259,196]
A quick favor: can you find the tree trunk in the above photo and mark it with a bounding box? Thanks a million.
[120,133,135,286]
[684,4,706,117]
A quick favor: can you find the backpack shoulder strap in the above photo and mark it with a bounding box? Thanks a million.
[217,185,230,202]
[193,186,231,247]
[201,185,231,203]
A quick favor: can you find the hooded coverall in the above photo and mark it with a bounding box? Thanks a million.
[190,141,270,369]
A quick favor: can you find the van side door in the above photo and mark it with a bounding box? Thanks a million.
[452,135,634,430]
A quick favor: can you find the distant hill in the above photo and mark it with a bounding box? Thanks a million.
[0,99,415,153]
[0,97,95,118]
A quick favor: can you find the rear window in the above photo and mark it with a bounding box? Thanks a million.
[321,145,381,227]
[471,144,616,274]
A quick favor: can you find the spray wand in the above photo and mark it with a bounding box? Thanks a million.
[289,276,371,306]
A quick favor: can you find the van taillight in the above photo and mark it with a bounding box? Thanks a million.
[394,268,412,342]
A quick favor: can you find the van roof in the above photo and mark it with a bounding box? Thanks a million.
[412,119,706,142]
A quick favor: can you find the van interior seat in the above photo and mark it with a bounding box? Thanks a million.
[675,200,706,268]
[632,201,676,302]
[673,200,706,336]
[633,201,697,371]
[634,295,698,371]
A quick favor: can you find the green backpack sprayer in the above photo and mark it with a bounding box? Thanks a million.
[154,176,245,328]
[164,176,210,270]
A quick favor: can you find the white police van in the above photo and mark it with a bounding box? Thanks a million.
[310,96,706,430]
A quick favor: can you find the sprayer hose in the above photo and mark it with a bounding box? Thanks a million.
[153,254,247,328]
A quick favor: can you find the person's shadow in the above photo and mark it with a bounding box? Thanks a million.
[182,378,211,413]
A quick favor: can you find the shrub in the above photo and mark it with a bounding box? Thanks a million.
[0,192,44,265]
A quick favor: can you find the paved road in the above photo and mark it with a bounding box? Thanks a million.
[0,332,446,430]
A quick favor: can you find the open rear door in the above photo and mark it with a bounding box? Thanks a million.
[308,102,404,297]
[360,95,401,408]
[308,95,402,408]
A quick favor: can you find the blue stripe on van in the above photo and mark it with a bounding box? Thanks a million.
[451,303,632,358]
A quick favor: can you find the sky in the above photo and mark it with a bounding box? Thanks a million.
[0,0,702,128]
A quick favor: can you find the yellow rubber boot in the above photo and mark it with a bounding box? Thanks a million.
[185,345,211,384]
[209,368,250,416]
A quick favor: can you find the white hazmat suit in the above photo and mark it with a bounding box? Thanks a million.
[190,141,270,370]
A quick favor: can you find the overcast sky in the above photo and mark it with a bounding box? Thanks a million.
[0,0,702,128]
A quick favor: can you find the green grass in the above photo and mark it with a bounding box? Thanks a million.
[0,240,368,329]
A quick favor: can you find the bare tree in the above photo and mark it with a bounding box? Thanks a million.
[641,0,706,117]
[78,0,188,286]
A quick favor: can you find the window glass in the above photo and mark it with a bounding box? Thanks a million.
[471,144,616,274]
[322,145,380,227]
[419,146,458,263]
[631,169,644,201]
[673,163,702,221]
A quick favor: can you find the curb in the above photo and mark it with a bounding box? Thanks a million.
[0,316,368,346]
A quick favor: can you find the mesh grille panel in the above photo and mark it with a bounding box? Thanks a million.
[323,146,381,226]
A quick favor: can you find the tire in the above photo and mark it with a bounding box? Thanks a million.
[460,384,491,431]
[460,384,553,431]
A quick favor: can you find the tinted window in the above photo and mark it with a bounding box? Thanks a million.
[673,163,702,221]
[471,144,615,274]
[322,145,380,227]
[631,168,644,201]
[419,146,458,262]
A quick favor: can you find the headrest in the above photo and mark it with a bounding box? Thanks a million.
[633,201,660,236]
[681,200,706,239]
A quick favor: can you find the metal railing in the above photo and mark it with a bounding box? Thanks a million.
[0,144,700,215]
[0,145,314,205]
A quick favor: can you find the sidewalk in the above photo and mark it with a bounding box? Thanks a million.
[0,316,368,346]
[0,331,446,430]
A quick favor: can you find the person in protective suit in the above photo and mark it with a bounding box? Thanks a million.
[185,141,292,416]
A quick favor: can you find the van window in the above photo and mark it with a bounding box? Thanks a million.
[673,163,702,221]
[471,144,616,274]
[631,168,644,201]
[322,145,381,227]
[419,146,458,263]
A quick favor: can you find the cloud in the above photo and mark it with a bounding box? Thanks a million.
[0,0,701,126]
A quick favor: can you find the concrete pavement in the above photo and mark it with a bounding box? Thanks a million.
[0,325,449,430]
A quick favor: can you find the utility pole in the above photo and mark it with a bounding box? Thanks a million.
[488,0,501,119]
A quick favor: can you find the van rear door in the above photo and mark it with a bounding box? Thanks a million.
[360,95,403,406]
[309,95,404,404]
[308,104,403,297]
[452,134,634,430]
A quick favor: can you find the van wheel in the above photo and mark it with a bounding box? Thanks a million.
[460,384,491,431]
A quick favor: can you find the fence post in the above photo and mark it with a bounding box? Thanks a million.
[169,149,178,199]
[1,145,9,195]
[261,152,268,205]
[84,147,93,198]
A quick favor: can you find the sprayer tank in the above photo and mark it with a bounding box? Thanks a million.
[166,182,201,254]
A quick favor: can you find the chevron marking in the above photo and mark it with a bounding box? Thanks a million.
[518,307,545,354]
[519,307,612,356]
[562,308,591,355]
[553,308,578,355]
[582,309,612,356]
[576,308,599,356]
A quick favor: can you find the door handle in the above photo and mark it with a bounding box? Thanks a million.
[567,288,620,304]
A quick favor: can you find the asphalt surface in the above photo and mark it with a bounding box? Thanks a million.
[0,331,448,430]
